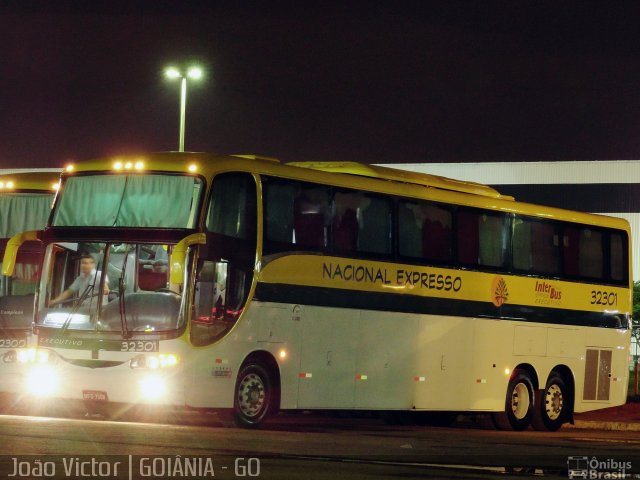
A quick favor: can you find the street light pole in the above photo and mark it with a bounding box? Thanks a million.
[165,66,203,153]
[179,77,187,152]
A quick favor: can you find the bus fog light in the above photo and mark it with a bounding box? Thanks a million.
[139,375,167,400]
[130,354,179,369]
[25,365,59,396]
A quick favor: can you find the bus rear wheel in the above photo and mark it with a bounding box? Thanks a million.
[492,369,534,431]
[233,363,274,429]
[531,372,569,431]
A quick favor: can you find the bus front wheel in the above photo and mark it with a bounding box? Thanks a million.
[492,369,534,431]
[233,363,275,428]
[531,372,569,431]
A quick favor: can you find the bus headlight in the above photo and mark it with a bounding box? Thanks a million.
[130,354,179,369]
[17,348,50,364]
[25,365,60,397]
[139,375,167,400]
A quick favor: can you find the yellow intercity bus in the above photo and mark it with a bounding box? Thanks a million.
[0,171,60,404]
[3,153,631,430]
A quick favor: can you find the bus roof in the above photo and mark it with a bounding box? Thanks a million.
[0,171,61,193]
[286,161,513,200]
[61,152,629,232]
[65,153,511,199]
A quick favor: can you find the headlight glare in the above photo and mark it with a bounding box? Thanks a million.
[25,365,59,396]
[139,375,167,400]
[16,348,50,364]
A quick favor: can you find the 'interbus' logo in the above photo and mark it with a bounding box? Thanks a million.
[492,276,508,307]
[534,280,562,306]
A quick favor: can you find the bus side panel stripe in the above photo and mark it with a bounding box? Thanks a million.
[254,283,626,329]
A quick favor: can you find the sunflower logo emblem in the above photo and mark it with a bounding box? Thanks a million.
[492,276,508,307]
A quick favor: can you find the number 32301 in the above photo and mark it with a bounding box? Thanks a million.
[121,341,157,352]
[590,290,618,306]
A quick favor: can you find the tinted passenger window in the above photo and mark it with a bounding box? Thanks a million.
[263,178,331,254]
[563,226,603,279]
[610,233,626,282]
[458,209,508,268]
[399,200,452,262]
[513,218,560,274]
[333,191,392,255]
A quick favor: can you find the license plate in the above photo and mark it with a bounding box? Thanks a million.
[83,390,108,402]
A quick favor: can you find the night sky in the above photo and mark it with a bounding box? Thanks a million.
[2,1,640,168]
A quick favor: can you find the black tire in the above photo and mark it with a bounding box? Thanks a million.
[491,369,534,431]
[233,363,275,428]
[531,372,570,432]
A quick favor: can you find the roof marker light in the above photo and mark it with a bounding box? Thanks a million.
[188,163,198,172]
[114,161,123,170]
[52,182,60,191]
[66,165,74,172]
[6,181,14,189]
[124,162,133,170]
[134,161,144,170]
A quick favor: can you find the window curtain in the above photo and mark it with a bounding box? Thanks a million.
[0,193,53,237]
[117,175,195,228]
[53,175,126,226]
[53,175,195,228]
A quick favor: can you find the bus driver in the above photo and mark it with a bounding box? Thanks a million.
[49,254,109,307]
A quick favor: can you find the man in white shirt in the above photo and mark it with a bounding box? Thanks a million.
[49,254,109,307]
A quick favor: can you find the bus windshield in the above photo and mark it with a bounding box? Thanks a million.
[38,241,186,334]
[51,174,203,228]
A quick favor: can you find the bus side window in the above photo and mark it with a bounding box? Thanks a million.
[422,204,452,262]
[358,195,392,255]
[457,210,480,265]
[333,191,361,253]
[458,209,508,268]
[399,200,451,263]
[513,217,560,275]
[263,178,331,254]
[610,232,626,282]
[263,181,296,250]
[398,202,422,258]
[564,226,603,279]
[293,186,330,249]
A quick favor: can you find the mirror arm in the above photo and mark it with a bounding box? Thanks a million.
[2,230,41,276]
[169,233,206,285]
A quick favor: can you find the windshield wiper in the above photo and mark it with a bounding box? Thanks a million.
[60,279,95,334]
